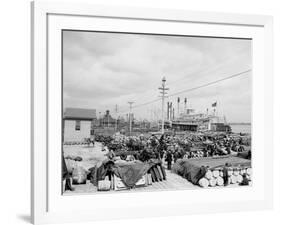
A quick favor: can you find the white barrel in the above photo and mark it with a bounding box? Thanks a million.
[212,170,220,178]
[240,169,246,175]
[230,175,238,184]
[246,168,252,175]
[216,177,224,186]
[205,170,213,180]
[209,178,217,187]
[237,174,243,183]
[233,170,239,176]
[98,180,111,191]
[198,178,209,188]
[219,171,224,177]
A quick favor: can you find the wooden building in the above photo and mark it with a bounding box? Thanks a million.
[63,108,96,142]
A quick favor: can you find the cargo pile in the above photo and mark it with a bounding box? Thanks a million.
[198,166,252,188]
[172,156,251,188]
[88,159,165,191]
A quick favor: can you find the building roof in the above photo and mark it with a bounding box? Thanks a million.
[63,108,96,120]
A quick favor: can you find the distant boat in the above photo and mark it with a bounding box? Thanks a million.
[169,108,231,132]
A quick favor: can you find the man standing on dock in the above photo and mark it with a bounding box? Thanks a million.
[223,163,230,186]
[165,150,173,170]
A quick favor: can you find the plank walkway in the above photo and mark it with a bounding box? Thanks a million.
[64,168,199,195]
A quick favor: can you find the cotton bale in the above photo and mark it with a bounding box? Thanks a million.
[198,178,209,188]
[233,169,239,176]
[240,168,246,175]
[230,175,238,184]
[237,174,243,183]
[209,178,217,187]
[205,170,213,180]
[246,168,252,176]
[212,170,220,178]
[216,176,224,186]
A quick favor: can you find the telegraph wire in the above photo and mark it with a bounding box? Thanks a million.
[117,69,251,114]
[135,69,250,109]
[167,69,251,98]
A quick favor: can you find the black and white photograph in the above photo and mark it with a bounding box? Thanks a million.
[61,30,252,194]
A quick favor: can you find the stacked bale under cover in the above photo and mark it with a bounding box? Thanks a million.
[198,167,252,188]
[172,156,251,188]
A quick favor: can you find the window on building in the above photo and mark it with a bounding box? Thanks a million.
[75,120,81,131]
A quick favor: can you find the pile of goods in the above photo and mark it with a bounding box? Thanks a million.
[88,159,166,191]
[172,156,251,188]
[198,166,252,188]
[95,135,114,146]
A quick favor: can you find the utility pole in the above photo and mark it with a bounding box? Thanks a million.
[158,77,169,134]
[167,102,170,120]
[184,97,187,114]
[115,104,118,131]
[177,97,180,118]
[169,102,173,120]
[128,101,134,136]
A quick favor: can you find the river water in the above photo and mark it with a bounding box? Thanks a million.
[230,124,251,134]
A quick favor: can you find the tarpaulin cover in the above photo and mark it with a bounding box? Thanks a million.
[113,161,151,188]
[173,156,251,184]
[89,159,162,188]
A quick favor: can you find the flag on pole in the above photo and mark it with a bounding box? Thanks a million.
[212,102,217,107]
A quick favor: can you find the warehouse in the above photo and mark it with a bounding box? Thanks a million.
[63,108,97,142]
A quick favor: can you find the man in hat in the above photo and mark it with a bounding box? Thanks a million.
[223,163,230,186]
[165,149,173,170]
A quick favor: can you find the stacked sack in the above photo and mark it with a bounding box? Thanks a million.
[198,167,252,188]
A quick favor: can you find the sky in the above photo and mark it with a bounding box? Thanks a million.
[63,30,252,123]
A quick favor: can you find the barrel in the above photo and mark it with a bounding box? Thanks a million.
[205,170,213,180]
[229,175,238,184]
[209,178,217,187]
[212,170,220,178]
[198,178,209,188]
[237,174,243,183]
[216,176,224,186]
[233,169,239,176]
[246,168,252,176]
[240,168,246,175]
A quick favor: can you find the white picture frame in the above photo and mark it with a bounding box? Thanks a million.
[31,1,273,224]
